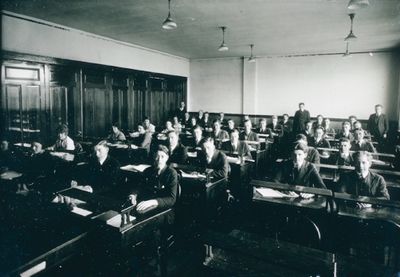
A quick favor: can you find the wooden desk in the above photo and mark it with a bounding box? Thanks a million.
[0,193,90,277]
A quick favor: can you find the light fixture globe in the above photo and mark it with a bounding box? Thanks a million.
[162,15,177,30]
[248,44,256,62]
[344,13,357,41]
[218,43,229,52]
[218,26,229,51]
[162,0,177,30]
[348,0,370,10]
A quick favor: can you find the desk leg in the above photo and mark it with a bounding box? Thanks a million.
[204,244,213,264]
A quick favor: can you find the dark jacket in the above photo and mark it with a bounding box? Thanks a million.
[338,171,390,199]
[336,153,354,167]
[351,140,376,153]
[168,143,188,164]
[275,160,326,188]
[199,150,230,179]
[142,165,178,209]
[306,147,320,165]
[267,123,283,137]
[368,113,389,138]
[310,138,331,149]
[335,132,354,141]
[85,155,120,194]
[293,110,310,133]
[239,131,259,142]
[281,120,293,134]
[221,141,252,160]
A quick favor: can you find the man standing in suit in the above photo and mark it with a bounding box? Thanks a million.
[221,129,252,160]
[293,102,310,133]
[368,104,389,151]
[176,101,186,122]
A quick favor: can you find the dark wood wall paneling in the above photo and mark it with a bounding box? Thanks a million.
[1,52,187,145]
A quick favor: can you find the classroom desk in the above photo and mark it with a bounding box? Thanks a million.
[0,193,90,277]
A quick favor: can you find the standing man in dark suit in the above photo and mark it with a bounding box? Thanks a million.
[293,102,311,134]
[176,101,186,122]
[368,104,389,151]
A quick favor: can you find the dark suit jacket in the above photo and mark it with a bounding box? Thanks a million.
[281,120,293,134]
[336,153,354,166]
[351,140,376,153]
[199,150,230,179]
[275,160,326,188]
[239,131,259,142]
[338,171,389,199]
[306,147,320,165]
[293,110,310,133]
[257,127,269,135]
[168,143,188,164]
[335,132,354,141]
[142,166,178,209]
[84,156,120,195]
[267,123,283,137]
[310,138,331,149]
[368,113,389,138]
[221,141,252,160]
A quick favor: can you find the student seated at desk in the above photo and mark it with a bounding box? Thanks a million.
[0,139,20,173]
[221,129,252,160]
[172,116,182,133]
[310,126,331,149]
[323,118,336,138]
[183,112,191,128]
[187,125,204,149]
[161,121,175,134]
[134,145,178,214]
[48,124,75,151]
[337,151,390,203]
[353,121,371,138]
[166,130,188,164]
[296,134,320,165]
[24,142,50,178]
[312,114,324,130]
[257,118,269,135]
[349,115,358,131]
[108,122,126,143]
[335,121,354,141]
[267,115,283,138]
[240,119,259,143]
[143,117,156,134]
[176,101,186,122]
[201,111,212,132]
[70,140,120,195]
[225,119,235,134]
[274,143,326,198]
[281,113,292,134]
[129,125,152,153]
[197,110,204,126]
[219,112,227,126]
[189,116,198,131]
[212,119,230,148]
[336,138,354,166]
[302,121,314,145]
[351,128,376,153]
[199,137,230,179]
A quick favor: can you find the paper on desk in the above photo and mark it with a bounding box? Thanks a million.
[0,171,22,180]
[106,214,136,228]
[71,206,93,217]
[226,156,240,164]
[50,152,75,161]
[255,187,299,198]
[187,151,197,158]
[181,171,206,179]
[120,164,151,172]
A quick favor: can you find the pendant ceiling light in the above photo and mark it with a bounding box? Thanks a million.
[248,44,256,63]
[343,42,352,58]
[218,27,229,51]
[344,13,357,41]
[348,0,369,10]
[162,0,177,30]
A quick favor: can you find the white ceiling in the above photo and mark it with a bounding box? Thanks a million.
[2,0,400,59]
